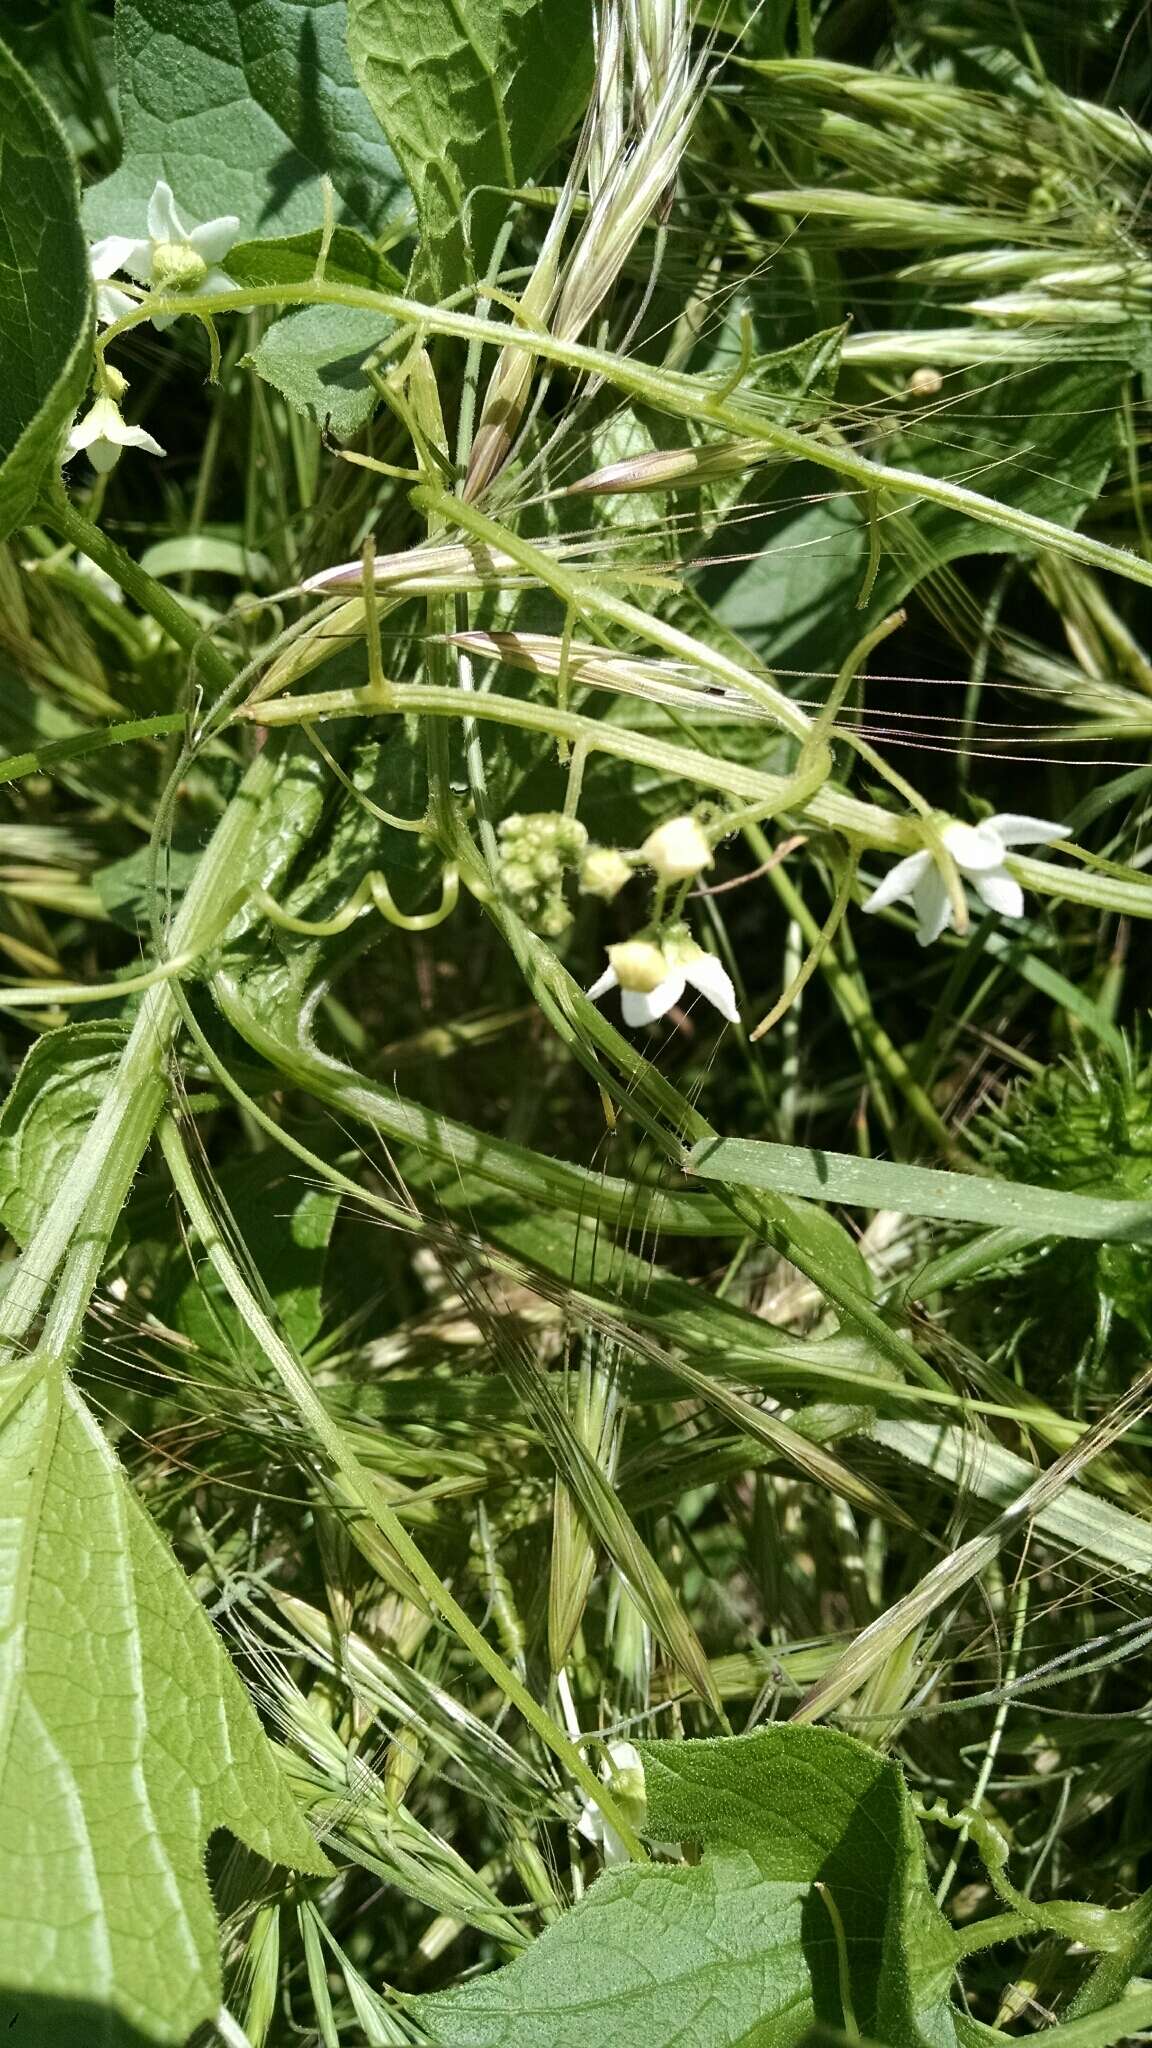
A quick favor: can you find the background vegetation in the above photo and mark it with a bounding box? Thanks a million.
[6,0,1152,2042]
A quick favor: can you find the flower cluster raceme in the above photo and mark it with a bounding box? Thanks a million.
[863,812,1066,945]
[589,922,739,1027]
[497,812,589,935]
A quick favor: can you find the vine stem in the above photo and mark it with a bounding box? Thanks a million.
[99,280,1152,597]
[156,1112,647,1866]
[37,490,236,692]
[243,680,1152,922]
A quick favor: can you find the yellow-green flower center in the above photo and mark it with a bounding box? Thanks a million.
[151,241,208,293]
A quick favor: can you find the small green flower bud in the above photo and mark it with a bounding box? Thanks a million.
[151,241,209,293]
[499,860,535,898]
[580,846,632,901]
[537,899,574,937]
[607,940,668,993]
[641,815,713,883]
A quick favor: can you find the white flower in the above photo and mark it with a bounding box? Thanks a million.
[863,813,1066,946]
[641,815,713,884]
[90,181,240,331]
[64,395,166,475]
[589,929,740,1027]
[576,1741,646,1865]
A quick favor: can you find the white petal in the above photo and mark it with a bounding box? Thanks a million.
[147,179,185,243]
[862,850,931,914]
[188,215,240,265]
[575,1803,603,1847]
[87,437,123,475]
[622,972,684,1026]
[66,409,102,453]
[588,966,619,1002]
[973,867,1024,919]
[941,820,1002,873]
[149,306,179,332]
[89,235,137,280]
[600,1822,632,1864]
[683,952,739,1023]
[119,237,157,283]
[987,813,1066,848]
[196,264,237,298]
[118,423,167,458]
[912,864,953,946]
[95,281,137,327]
[68,396,126,448]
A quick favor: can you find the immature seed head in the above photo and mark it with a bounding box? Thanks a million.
[641,815,713,883]
[606,939,669,992]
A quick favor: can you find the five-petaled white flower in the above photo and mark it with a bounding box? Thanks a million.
[589,928,739,1027]
[65,395,166,475]
[88,181,240,332]
[863,813,1066,946]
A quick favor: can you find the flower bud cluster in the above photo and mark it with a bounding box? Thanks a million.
[497,812,588,935]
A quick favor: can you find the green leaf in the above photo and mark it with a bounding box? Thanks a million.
[138,534,275,582]
[347,0,594,296]
[84,0,407,243]
[0,1024,126,1247]
[244,302,391,436]
[0,1363,327,2048]
[686,1136,1152,1243]
[227,223,404,292]
[415,1725,959,2047]
[0,38,91,541]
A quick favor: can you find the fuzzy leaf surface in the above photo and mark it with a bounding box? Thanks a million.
[84,0,407,242]
[347,0,593,295]
[0,1365,327,2047]
[415,1725,959,2047]
[0,39,91,540]
[227,223,404,292]
[244,301,391,435]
